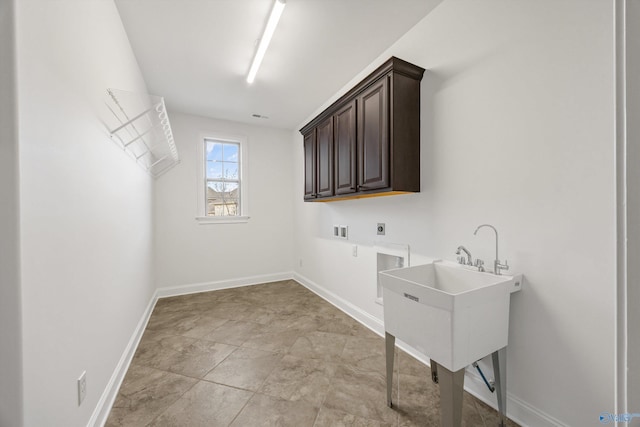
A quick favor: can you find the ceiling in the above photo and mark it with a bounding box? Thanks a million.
[115,0,442,130]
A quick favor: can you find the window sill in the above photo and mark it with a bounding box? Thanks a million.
[196,216,250,225]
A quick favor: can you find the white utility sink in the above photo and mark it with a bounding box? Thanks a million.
[379,260,522,372]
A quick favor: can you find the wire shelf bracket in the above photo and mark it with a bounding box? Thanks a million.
[105,88,180,178]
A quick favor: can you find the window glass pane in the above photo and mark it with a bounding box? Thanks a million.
[222,182,239,216]
[223,144,239,162]
[204,139,243,217]
[223,182,239,196]
[207,181,223,196]
[206,181,239,216]
[206,141,223,161]
[224,164,239,180]
[206,161,223,179]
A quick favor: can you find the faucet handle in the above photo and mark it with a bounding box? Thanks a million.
[474,259,485,272]
[495,259,509,274]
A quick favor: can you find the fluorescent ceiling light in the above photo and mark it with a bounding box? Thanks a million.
[247,0,286,84]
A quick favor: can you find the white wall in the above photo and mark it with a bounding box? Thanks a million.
[15,1,156,425]
[154,112,294,292]
[626,0,640,418]
[293,1,616,426]
[0,0,23,425]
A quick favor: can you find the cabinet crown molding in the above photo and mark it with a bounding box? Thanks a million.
[301,57,424,202]
[300,57,425,134]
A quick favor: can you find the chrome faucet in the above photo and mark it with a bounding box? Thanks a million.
[473,224,509,275]
[455,245,473,266]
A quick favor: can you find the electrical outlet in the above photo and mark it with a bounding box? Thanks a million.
[352,245,358,257]
[78,371,86,405]
[299,258,303,267]
[377,223,386,235]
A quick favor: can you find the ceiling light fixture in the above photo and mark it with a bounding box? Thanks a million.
[246,0,286,84]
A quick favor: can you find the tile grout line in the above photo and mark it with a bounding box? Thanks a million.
[310,341,347,427]
[142,372,200,426]
[225,389,256,427]
[111,281,515,426]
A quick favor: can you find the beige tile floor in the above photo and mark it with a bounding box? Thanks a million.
[106,280,519,427]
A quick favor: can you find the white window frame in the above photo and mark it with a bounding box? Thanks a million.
[196,133,249,224]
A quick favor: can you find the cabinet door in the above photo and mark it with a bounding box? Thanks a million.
[316,117,334,198]
[334,100,357,195]
[357,76,389,191]
[303,131,316,200]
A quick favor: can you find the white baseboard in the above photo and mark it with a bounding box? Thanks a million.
[90,271,295,426]
[463,366,567,427]
[90,271,564,427]
[156,271,294,298]
[293,272,565,427]
[89,293,158,427]
[293,272,386,335]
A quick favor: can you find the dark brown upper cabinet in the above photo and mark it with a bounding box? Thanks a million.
[316,116,334,198]
[334,100,357,195]
[300,57,424,202]
[303,130,316,200]
[357,77,389,191]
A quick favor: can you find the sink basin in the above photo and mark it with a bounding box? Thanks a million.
[379,260,522,372]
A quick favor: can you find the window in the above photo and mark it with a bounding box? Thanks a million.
[197,135,249,223]
[205,139,240,216]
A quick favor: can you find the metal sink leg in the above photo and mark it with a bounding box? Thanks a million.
[438,364,465,427]
[385,332,395,407]
[431,360,439,384]
[492,347,507,427]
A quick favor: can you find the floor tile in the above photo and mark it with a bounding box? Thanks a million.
[316,315,375,337]
[322,364,398,424]
[230,393,319,427]
[341,335,389,374]
[149,381,253,427]
[108,280,521,427]
[105,365,197,426]
[397,352,430,378]
[201,319,263,346]
[241,325,302,354]
[241,306,280,324]
[202,300,254,321]
[267,313,324,332]
[154,340,237,378]
[148,310,227,338]
[314,407,394,427]
[394,373,490,427]
[394,373,441,427]
[461,395,488,427]
[259,354,337,407]
[288,330,348,362]
[145,310,197,333]
[204,347,281,391]
[132,334,197,368]
[179,315,229,338]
